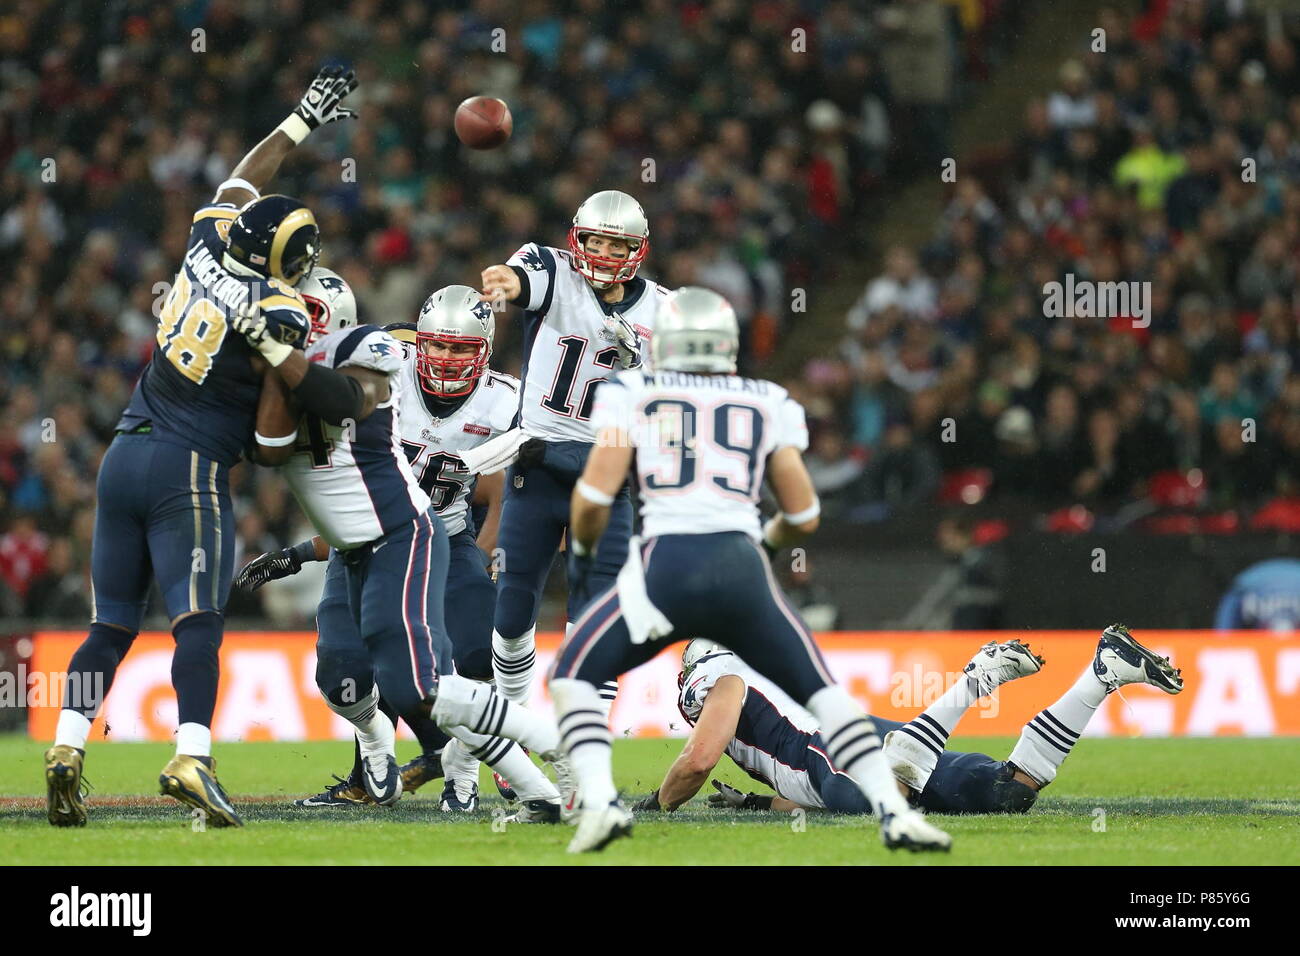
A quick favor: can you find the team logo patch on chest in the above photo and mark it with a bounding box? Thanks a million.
[463,423,490,436]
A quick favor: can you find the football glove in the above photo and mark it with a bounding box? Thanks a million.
[515,437,547,473]
[294,65,359,131]
[708,779,774,811]
[613,316,642,369]
[566,540,595,609]
[232,302,293,367]
[631,790,662,812]
[235,546,305,591]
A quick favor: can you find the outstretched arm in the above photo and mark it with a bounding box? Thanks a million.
[637,675,746,812]
[214,65,359,208]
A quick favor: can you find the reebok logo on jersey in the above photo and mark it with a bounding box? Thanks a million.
[463,424,490,435]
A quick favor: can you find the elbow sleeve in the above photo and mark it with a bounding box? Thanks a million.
[291,362,365,427]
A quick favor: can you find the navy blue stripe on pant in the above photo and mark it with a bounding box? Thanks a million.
[91,433,234,629]
[336,507,451,718]
[551,532,835,709]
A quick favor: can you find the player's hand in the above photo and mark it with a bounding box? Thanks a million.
[612,316,642,369]
[480,265,520,306]
[234,547,305,592]
[232,303,294,367]
[631,790,661,812]
[515,437,546,473]
[708,779,773,811]
[294,65,359,131]
[566,544,594,608]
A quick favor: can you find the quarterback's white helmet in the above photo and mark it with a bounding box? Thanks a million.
[652,287,739,374]
[678,639,734,689]
[568,190,649,287]
[416,284,495,397]
[299,267,357,345]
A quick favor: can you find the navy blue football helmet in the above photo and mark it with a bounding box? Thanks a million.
[224,194,320,286]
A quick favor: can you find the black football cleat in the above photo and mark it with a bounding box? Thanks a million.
[294,774,373,808]
[398,752,444,793]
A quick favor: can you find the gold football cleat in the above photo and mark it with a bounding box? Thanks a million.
[159,754,244,828]
[45,745,88,827]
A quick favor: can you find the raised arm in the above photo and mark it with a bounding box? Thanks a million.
[214,65,359,208]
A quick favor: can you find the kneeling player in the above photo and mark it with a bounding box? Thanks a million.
[636,625,1183,816]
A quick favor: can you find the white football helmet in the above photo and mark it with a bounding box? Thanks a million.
[652,287,739,374]
[298,267,357,344]
[678,639,734,690]
[568,190,649,287]
[416,284,495,397]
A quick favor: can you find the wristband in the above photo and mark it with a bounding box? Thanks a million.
[216,178,259,199]
[570,537,592,558]
[277,113,312,145]
[576,479,615,507]
[255,428,298,447]
[783,501,821,526]
[291,539,320,565]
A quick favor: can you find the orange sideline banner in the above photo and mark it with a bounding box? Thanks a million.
[24,630,1300,741]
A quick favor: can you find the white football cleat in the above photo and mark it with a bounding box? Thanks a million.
[361,753,403,807]
[567,800,634,854]
[963,639,1044,697]
[880,807,952,853]
[883,729,938,794]
[1093,623,1183,695]
[545,752,580,823]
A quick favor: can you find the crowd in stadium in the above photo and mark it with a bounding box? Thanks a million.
[1,0,1297,624]
[800,2,1300,526]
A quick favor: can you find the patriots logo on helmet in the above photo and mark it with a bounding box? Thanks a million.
[318,274,347,295]
[471,300,494,324]
[518,249,547,272]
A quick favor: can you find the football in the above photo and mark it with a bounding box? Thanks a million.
[454,95,512,149]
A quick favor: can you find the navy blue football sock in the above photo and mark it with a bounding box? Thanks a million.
[171,612,223,727]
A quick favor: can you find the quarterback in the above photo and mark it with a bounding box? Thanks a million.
[479,190,667,713]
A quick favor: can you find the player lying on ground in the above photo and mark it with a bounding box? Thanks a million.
[632,625,1183,816]
[479,190,666,715]
[44,65,360,828]
[237,283,561,821]
[243,282,574,815]
[546,286,951,853]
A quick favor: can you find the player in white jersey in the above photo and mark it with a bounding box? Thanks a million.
[237,281,566,820]
[239,281,575,814]
[479,190,668,713]
[636,628,1181,818]
[547,287,952,853]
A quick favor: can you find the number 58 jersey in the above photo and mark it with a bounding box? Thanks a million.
[590,369,810,541]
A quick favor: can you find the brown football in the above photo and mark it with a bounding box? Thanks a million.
[454,96,512,150]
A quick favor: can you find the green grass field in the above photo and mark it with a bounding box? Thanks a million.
[3,734,1297,865]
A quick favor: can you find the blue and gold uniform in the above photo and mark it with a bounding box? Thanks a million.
[96,199,310,630]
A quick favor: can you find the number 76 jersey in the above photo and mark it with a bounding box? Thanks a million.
[590,369,810,541]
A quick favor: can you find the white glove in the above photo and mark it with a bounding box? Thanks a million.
[294,65,359,130]
[613,316,642,369]
[231,303,293,367]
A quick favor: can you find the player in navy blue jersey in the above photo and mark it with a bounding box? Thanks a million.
[44,65,360,829]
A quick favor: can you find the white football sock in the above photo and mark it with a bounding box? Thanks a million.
[325,689,395,759]
[492,626,536,704]
[806,685,908,817]
[440,738,480,791]
[54,709,91,751]
[446,726,558,802]
[894,672,982,762]
[175,722,212,758]
[550,678,617,808]
[1007,664,1105,786]
[432,673,560,756]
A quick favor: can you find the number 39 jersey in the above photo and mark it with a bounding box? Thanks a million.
[280,325,430,550]
[117,200,311,466]
[590,370,810,541]
[506,242,663,444]
[390,332,520,537]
